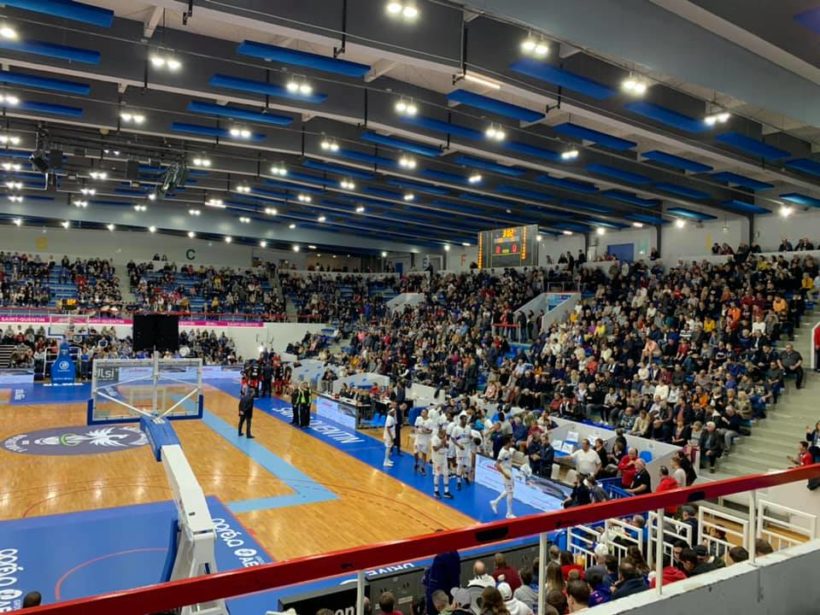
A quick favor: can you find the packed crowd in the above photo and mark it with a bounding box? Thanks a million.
[128,261,286,318]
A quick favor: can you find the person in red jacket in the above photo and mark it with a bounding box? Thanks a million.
[618,448,638,488]
[491,552,522,591]
[655,466,680,515]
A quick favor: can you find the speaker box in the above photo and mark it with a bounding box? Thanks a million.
[126,159,140,180]
[133,314,180,352]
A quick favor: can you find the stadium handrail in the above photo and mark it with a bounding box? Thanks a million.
[28,464,820,615]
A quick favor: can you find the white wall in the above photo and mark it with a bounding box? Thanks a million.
[591,227,656,260]
[661,217,749,260]
[444,245,478,272]
[538,234,585,265]
[755,208,820,252]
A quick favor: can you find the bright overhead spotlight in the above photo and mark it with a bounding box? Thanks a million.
[520,36,549,58]
[398,155,417,170]
[536,234,542,242]
[0,25,18,40]
[5,181,22,190]
[107,223,115,231]
[89,171,108,180]
[188,208,201,216]
[239,216,251,223]
[151,54,181,71]
[402,4,419,19]
[309,245,317,250]
[264,207,278,215]
[403,192,415,201]
[7,195,22,203]
[443,244,451,252]
[632,221,644,228]
[1,162,20,171]
[259,240,267,248]
[674,218,686,228]
[463,72,502,91]
[485,123,506,142]
[120,111,146,125]
[192,157,211,167]
[150,55,165,68]
[80,187,95,195]
[224,236,232,243]
[236,185,252,194]
[380,250,388,257]
[0,134,20,145]
[621,76,648,96]
[704,111,731,126]
[12,217,21,226]
[340,179,356,190]
[61,220,70,229]
[394,98,418,116]
[461,242,471,247]
[596,227,606,235]
[386,1,419,20]
[562,230,573,236]
[317,215,326,222]
[779,205,793,218]
[386,0,402,14]
[286,77,313,96]
[147,192,157,201]
[148,225,157,233]
[297,193,312,203]
[134,204,147,212]
[270,164,288,176]
[468,172,482,184]
[293,244,300,252]
[355,205,365,213]
[561,148,580,161]
[289,223,297,229]
[320,138,340,152]
[73,199,88,208]
[229,126,252,139]
[0,93,19,106]
[206,198,225,208]
[188,231,196,238]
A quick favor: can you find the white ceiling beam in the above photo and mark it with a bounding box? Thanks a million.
[364,59,397,83]
[144,6,164,39]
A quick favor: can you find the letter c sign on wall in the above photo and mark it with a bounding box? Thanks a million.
[186,249,196,261]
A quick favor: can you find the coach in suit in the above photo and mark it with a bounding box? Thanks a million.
[294,381,312,428]
[238,388,255,438]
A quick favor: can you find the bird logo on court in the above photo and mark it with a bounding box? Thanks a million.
[2,425,148,456]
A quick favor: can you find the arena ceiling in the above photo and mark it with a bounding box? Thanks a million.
[0,0,817,255]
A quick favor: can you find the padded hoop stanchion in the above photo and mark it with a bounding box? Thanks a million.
[26,464,820,615]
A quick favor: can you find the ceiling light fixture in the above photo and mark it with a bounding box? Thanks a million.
[120,111,146,125]
[148,225,157,233]
[309,245,317,250]
[148,192,157,201]
[355,205,365,213]
[61,220,70,228]
[1,162,20,172]
[0,93,19,106]
[134,204,147,212]
[270,164,288,176]
[236,185,252,194]
[285,76,313,96]
[621,75,649,96]
[107,223,115,231]
[0,25,17,40]
[403,192,415,201]
[704,111,731,126]
[674,218,686,229]
[297,193,312,203]
[206,198,225,208]
[89,171,108,180]
[461,242,471,247]
[562,230,574,236]
[0,134,20,145]
[394,97,418,116]
[239,216,251,223]
[188,208,201,216]
[779,205,793,218]
[150,53,182,71]
[264,207,278,216]
[443,244,451,252]
[536,235,542,242]
[485,123,506,142]
[462,72,502,91]
[398,155,417,170]
[12,217,21,226]
[632,221,644,228]
[192,157,211,167]
[317,215,326,222]
[289,223,297,229]
[340,179,356,190]
[80,187,95,195]
[224,236,232,243]
[7,195,22,203]
[73,199,88,208]
[386,1,419,21]
[259,240,267,248]
[292,244,300,252]
[188,231,196,238]
[561,148,580,161]
[5,181,22,190]
[520,35,549,58]
[468,172,482,184]
[229,126,252,140]
[320,138,340,152]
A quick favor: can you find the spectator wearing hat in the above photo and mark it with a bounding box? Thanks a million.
[497,583,532,615]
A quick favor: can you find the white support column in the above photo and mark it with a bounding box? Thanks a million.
[748,489,758,564]
[538,532,547,615]
[356,569,366,615]
[655,508,665,594]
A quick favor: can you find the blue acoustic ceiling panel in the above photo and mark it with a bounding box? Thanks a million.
[553,123,637,151]
[667,207,717,220]
[535,174,598,194]
[781,193,820,208]
[360,131,441,157]
[602,190,660,208]
[237,42,370,77]
[399,116,484,140]
[562,199,611,214]
[446,89,544,123]
[624,102,706,134]
[504,141,562,162]
[336,149,392,166]
[0,41,100,64]
[795,7,820,33]
[452,155,526,177]
[187,101,292,126]
[785,158,820,178]
[171,122,266,142]
[510,59,616,100]
[209,74,327,104]
[589,220,628,229]
[586,163,652,186]
[716,132,791,160]
[302,160,375,180]
[19,101,83,117]
[364,187,404,200]
[642,150,713,173]
[721,199,771,215]
[1,0,113,27]
[421,169,470,183]
[654,182,710,200]
[709,171,774,191]
[554,222,592,233]
[285,171,336,187]
[496,185,557,203]
[458,193,521,211]
[0,71,90,95]
[387,179,450,196]
[625,212,666,225]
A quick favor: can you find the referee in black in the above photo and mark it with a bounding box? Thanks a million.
[238,387,255,438]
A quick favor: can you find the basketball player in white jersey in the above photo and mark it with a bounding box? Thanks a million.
[451,413,472,489]
[413,408,432,475]
[490,435,515,518]
[431,424,453,499]
[383,407,396,468]
[444,411,457,471]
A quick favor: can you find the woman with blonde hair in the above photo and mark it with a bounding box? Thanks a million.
[545,561,565,594]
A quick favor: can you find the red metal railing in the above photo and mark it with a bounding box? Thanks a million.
[27,464,820,615]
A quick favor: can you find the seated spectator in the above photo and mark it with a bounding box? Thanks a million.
[626,459,652,495]
[566,579,590,613]
[512,570,537,612]
[787,440,814,467]
[478,587,509,615]
[612,561,648,600]
[726,546,749,565]
[497,582,532,615]
[492,553,522,591]
[586,568,611,606]
[699,421,723,473]
[468,560,496,588]
[379,592,403,615]
[546,590,567,615]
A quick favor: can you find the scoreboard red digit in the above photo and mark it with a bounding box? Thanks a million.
[477,224,538,269]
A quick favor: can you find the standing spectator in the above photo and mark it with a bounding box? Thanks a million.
[491,553,522,591]
[787,440,814,467]
[655,466,680,515]
[570,439,601,477]
[424,550,461,615]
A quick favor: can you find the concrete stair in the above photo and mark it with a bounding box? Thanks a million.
[718,309,818,477]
